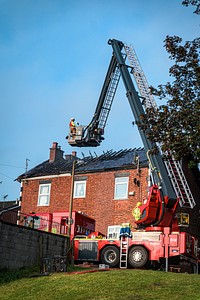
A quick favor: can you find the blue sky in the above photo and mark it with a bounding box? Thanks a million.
[0,0,199,201]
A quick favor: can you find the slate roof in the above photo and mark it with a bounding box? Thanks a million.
[76,148,148,173]
[17,148,148,181]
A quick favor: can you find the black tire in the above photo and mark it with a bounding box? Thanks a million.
[101,246,119,268]
[128,246,148,268]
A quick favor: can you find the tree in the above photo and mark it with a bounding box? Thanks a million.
[182,0,200,14]
[139,6,200,167]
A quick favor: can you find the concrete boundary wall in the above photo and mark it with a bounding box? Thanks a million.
[0,221,70,270]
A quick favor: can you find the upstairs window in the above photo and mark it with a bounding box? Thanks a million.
[38,183,51,206]
[74,180,86,198]
[114,177,129,200]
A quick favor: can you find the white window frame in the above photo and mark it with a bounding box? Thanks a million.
[114,177,129,200]
[74,180,86,198]
[38,183,51,206]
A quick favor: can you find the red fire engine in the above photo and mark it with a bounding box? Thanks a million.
[68,39,199,272]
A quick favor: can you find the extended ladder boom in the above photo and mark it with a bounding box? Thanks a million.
[96,57,121,130]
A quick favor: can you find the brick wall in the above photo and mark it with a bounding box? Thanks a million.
[20,167,149,235]
[0,207,18,224]
[0,221,69,270]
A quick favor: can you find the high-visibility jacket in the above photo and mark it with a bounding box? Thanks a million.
[69,120,75,127]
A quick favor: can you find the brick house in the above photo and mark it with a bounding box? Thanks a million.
[17,142,200,238]
[17,142,149,235]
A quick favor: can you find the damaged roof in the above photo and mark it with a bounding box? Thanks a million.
[17,148,148,181]
[76,148,148,173]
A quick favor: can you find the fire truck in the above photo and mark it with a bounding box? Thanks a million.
[68,39,199,272]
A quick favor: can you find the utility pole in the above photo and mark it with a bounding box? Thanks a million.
[67,160,76,237]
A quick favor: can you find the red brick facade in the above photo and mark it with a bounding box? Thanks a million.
[18,142,200,238]
[20,168,149,235]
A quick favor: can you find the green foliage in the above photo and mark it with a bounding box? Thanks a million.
[182,0,200,14]
[138,3,200,165]
[140,35,200,164]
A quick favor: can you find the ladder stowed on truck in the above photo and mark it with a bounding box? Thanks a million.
[119,223,132,268]
[119,236,129,269]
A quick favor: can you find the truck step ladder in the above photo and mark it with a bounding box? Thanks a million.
[120,236,129,269]
[124,43,196,209]
[98,65,121,130]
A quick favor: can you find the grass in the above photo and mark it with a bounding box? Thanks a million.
[0,267,200,300]
[0,266,40,284]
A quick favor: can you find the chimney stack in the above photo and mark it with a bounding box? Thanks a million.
[49,142,64,162]
[65,151,77,161]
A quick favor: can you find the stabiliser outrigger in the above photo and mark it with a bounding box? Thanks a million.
[68,39,199,272]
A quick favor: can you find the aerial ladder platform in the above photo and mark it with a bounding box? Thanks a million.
[68,39,196,211]
[69,39,198,272]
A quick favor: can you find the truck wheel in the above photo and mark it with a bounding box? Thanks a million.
[128,246,148,268]
[101,246,119,268]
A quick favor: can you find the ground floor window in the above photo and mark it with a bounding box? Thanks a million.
[38,183,51,206]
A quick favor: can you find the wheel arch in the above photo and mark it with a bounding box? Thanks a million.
[128,244,150,253]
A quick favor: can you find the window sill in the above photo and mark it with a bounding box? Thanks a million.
[114,198,129,200]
